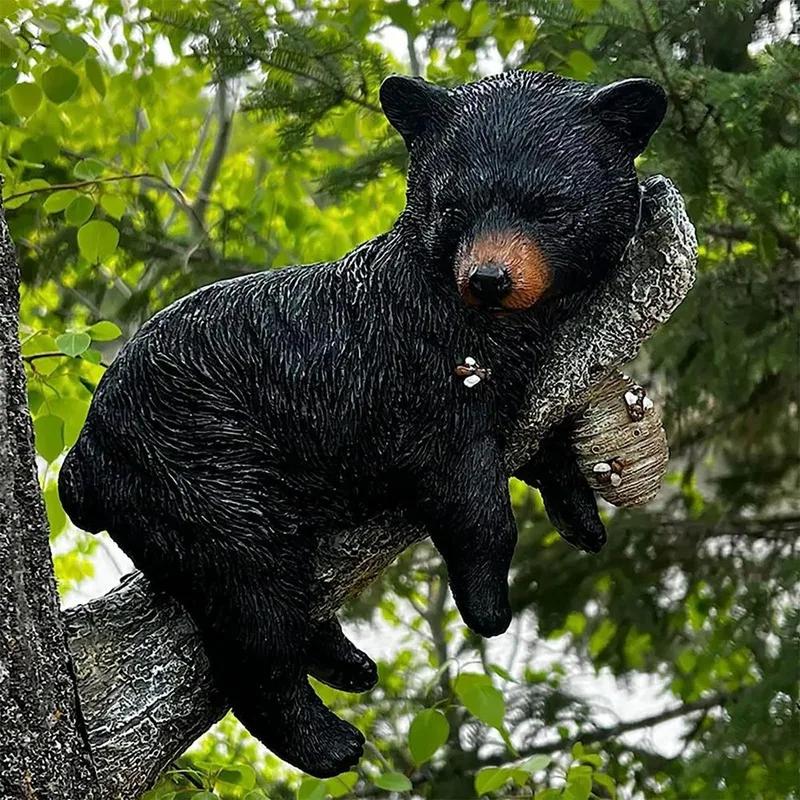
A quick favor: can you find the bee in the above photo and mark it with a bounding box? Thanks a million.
[593,456,625,488]
[455,356,491,388]
[622,383,654,422]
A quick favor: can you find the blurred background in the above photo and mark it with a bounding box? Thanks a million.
[2,0,798,798]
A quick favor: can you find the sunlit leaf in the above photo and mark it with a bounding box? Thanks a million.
[9,82,42,117]
[56,332,91,357]
[74,159,105,180]
[51,32,89,64]
[475,767,512,796]
[44,190,78,213]
[373,772,412,792]
[42,65,80,104]
[217,764,255,788]
[65,195,96,226]
[30,18,61,34]
[88,321,122,341]
[83,57,106,98]
[44,484,67,536]
[519,755,551,774]
[297,778,326,800]
[100,194,126,219]
[408,708,449,763]
[454,674,505,729]
[34,415,64,462]
[77,220,119,262]
[325,771,358,798]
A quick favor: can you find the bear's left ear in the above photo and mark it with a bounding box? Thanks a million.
[589,78,668,156]
[380,75,451,149]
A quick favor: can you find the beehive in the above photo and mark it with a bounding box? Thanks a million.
[570,371,669,507]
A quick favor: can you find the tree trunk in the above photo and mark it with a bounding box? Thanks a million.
[0,184,99,799]
[1,175,696,799]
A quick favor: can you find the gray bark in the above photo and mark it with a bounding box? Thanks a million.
[0,188,98,799]
[2,175,696,800]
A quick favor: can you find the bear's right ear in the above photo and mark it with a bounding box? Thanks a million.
[380,75,450,148]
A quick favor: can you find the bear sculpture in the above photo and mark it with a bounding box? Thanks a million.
[59,70,667,777]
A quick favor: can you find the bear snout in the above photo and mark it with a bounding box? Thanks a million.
[456,229,552,312]
[468,263,513,305]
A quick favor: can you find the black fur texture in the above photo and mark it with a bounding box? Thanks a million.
[59,70,666,777]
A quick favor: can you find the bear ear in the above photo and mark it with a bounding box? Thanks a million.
[589,78,668,156]
[380,75,450,148]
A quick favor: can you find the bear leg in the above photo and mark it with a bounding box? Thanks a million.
[514,425,607,554]
[307,617,378,693]
[414,435,516,638]
[109,514,365,778]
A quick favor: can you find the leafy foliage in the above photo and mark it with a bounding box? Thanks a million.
[2,0,797,797]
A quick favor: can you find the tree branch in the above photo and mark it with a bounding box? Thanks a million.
[486,693,729,765]
[191,82,234,239]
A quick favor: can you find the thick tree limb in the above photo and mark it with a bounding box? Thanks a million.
[0,187,98,799]
[2,176,696,799]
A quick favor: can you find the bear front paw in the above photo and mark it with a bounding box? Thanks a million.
[288,714,365,778]
[450,578,512,638]
[308,648,378,694]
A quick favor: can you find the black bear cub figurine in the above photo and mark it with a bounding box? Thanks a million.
[60,70,666,776]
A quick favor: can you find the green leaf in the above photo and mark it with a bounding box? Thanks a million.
[217,765,255,789]
[325,771,358,798]
[77,220,119,262]
[535,789,563,800]
[22,333,61,376]
[243,793,268,800]
[44,484,67,536]
[85,58,106,97]
[578,753,603,767]
[51,32,89,64]
[74,159,105,180]
[42,65,80,104]
[373,772,412,792]
[82,348,102,365]
[9,82,42,117]
[56,331,91,357]
[30,18,61,34]
[65,195,96,226]
[44,190,78,213]
[100,194,126,219]
[408,708,449,763]
[488,663,517,682]
[455,674,506,729]
[50,398,90,447]
[589,619,617,658]
[0,65,18,93]
[566,50,596,81]
[511,769,530,787]
[593,772,617,798]
[519,754,551,774]
[34,415,64,462]
[190,794,217,800]
[88,321,121,341]
[565,769,592,800]
[474,767,512,796]
[4,179,50,209]
[297,778,326,800]
[583,24,608,50]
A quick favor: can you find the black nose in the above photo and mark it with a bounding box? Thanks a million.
[468,264,512,304]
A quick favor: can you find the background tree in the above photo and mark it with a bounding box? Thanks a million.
[0,0,797,799]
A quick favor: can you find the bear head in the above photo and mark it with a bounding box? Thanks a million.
[380,71,667,313]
